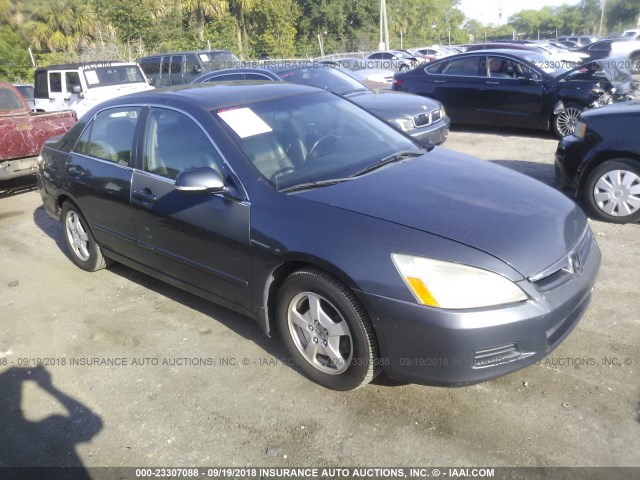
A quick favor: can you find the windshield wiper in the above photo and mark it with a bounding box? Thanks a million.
[351,150,424,177]
[279,177,353,193]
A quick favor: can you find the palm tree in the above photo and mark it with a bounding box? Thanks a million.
[229,0,254,57]
[182,0,228,42]
[23,0,96,53]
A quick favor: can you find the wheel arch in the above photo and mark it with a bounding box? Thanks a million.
[577,151,640,195]
[258,257,369,338]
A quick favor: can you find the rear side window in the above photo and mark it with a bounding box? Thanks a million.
[35,71,48,98]
[74,107,141,166]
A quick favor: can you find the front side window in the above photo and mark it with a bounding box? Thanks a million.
[143,108,223,180]
[66,72,82,93]
[50,73,62,92]
[74,107,141,166]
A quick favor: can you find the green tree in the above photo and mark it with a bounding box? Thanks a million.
[22,0,97,53]
[606,0,640,32]
[248,0,299,57]
[182,0,227,42]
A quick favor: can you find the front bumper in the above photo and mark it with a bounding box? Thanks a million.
[410,116,450,146]
[554,133,594,192]
[358,234,601,386]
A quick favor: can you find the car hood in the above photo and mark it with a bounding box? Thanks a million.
[345,89,441,119]
[295,148,586,278]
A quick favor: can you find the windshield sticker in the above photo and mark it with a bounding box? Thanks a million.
[85,70,99,85]
[217,107,272,138]
[199,54,210,62]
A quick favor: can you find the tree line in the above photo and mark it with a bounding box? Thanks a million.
[1,0,638,82]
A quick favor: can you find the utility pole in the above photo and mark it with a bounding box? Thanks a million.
[379,0,389,50]
[598,0,606,37]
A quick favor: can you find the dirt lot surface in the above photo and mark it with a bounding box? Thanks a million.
[0,127,638,471]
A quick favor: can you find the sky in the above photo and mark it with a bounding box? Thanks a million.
[458,0,582,26]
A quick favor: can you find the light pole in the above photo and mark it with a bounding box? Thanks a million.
[598,0,606,37]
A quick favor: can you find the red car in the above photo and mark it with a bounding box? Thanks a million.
[0,82,76,180]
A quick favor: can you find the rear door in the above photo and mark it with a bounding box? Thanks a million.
[130,107,252,308]
[422,55,486,123]
[66,106,143,261]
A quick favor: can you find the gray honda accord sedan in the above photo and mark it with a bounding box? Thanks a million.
[37,82,600,390]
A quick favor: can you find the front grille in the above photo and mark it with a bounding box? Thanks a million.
[413,112,431,127]
[412,108,442,128]
[529,227,592,291]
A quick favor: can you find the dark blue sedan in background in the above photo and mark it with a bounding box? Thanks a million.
[37,83,600,390]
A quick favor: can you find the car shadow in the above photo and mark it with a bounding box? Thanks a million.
[0,366,102,473]
[0,175,37,198]
[450,123,556,140]
[32,205,293,373]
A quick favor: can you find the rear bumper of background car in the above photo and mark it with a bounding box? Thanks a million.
[356,234,600,386]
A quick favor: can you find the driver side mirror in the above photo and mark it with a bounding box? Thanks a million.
[175,167,225,194]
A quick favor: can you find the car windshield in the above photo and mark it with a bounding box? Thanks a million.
[213,91,421,191]
[516,52,572,76]
[199,52,240,70]
[275,67,368,95]
[83,65,146,88]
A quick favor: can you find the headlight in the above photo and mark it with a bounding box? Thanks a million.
[440,105,446,118]
[391,253,528,309]
[392,118,413,132]
[573,119,587,139]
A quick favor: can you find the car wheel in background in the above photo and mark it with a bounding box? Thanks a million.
[584,159,640,224]
[61,202,110,271]
[276,268,380,390]
[553,103,585,138]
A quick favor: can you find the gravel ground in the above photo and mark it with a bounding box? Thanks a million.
[0,127,638,472]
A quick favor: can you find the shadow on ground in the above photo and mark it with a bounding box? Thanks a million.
[0,175,37,199]
[0,366,102,476]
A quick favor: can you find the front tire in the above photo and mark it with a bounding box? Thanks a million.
[552,103,585,138]
[584,160,640,224]
[276,268,379,390]
[61,202,110,271]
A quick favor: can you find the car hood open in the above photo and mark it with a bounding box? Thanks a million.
[296,148,586,278]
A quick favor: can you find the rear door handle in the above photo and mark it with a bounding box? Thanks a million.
[133,189,157,205]
[433,80,446,83]
[67,165,84,177]
[485,81,500,85]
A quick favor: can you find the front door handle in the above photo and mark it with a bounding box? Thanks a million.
[133,189,157,205]
[485,81,500,85]
[433,80,446,83]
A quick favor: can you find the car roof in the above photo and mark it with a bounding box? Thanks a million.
[35,61,137,72]
[103,82,325,112]
[139,49,235,58]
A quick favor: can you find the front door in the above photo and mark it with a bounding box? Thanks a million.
[131,107,252,308]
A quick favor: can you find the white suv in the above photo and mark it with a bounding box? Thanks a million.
[34,61,153,119]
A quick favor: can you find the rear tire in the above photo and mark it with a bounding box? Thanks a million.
[276,268,380,390]
[61,202,110,271]
[583,159,640,224]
